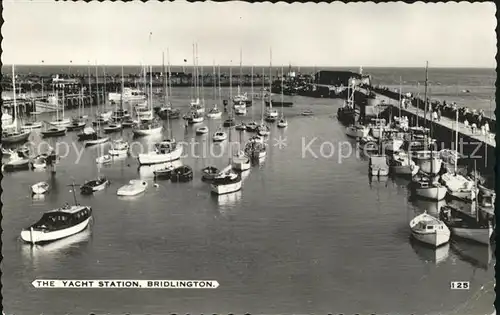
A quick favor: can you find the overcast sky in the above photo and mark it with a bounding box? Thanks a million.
[2,1,496,67]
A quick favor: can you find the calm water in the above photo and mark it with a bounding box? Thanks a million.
[2,88,495,314]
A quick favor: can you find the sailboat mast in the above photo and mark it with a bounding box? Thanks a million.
[95,62,100,113]
[261,68,265,124]
[269,48,272,109]
[12,65,18,132]
[162,52,167,105]
[218,65,222,107]
[281,65,284,115]
[150,65,153,111]
[398,76,402,119]
[167,48,172,103]
[251,65,254,120]
[239,48,242,93]
[423,61,429,128]
[230,64,233,101]
[454,107,459,174]
[120,66,124,111]
[213,61,216,104]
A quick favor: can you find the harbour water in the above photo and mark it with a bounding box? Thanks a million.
[2,88,495,314]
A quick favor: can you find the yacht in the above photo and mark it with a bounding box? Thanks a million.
[137,139,183,165]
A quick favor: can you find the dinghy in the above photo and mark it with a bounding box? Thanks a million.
[103,122,122,134]
[117,179,148,196]
[30,154,47,170]
[223,118,235,127]
[277,117,288,128]
[410,211,450,247]
[20,204,92,244]
[153,164,175,180]
[96,154,112,164]
[31,181,50,195]
[170,165,194,183]
[84,135,110,147]
[108,139,129,156]
[212,129,228,142]
[196,126,209,135]
[80,176,109,195]
[301,109,314,116]
[77,126,97,141]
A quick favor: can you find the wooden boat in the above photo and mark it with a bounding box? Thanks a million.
[30,154,48,170]
[2,129,31,144]
[412,176,447,201]
[196,126,209,135]
[170,165,194,182]
[235,122,247,131]
[122,118,136,128]
[20,204,92,244]
[153,164,175,180]
[231,151,251,171]
[117,179,148,196]
[211,165,242,195]
[410,211,450,247]
[389,152,419,176]
[80,176,109,195]
[109,139,129,156]
[84,135,110,147]
[3,152,30,171]
[41,126,67,138]
[201,166,219,181]
[77,126,97,141]
[103,122,122,133]
[246,121,259,132]
[440,205,494,245]
[212,129,227,142]
[369,155,389,176]
[31,181,50,195]
[137,139,183,165]
[96,154,113,164]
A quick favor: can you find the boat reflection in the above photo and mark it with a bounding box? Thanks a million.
[21,227,92,268]
[368,173,389,189]
[137,160,183,179]
[31,193,46,201]
[412,198,447,217]
[450,239,493,270]
[214,190,242,217]
[410,237,450,265]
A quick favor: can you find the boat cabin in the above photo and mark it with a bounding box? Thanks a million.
[32,206,92,231]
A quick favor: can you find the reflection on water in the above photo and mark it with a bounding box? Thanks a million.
[410,238,450,265]
[412,198,448,217]
[21,227,92,270]
[213,190,243,217]
[450,240,493,270]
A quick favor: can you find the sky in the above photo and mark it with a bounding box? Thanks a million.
[2,1,497,68]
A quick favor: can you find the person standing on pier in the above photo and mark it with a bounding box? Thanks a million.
[437,108,441,121]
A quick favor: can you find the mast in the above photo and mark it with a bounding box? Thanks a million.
[398,76,402,119]
[423,61,429,129]
[218,65,222,108]
[88,62,92,118]
[281,65,284,117]
[167,48,173,106]
[95,62,99,115]
[191,43,195,101]
[162,51,167,106]
[196,43,200,100]
[251,65,254,120]
[261,68,265,124]
[230,64,233,106]
[149,65,153,112]
[416,82,420,128]
[269,47,272,109]
[12,65,18,132]
[239,47,242,95]
[454,107,459,174]
[213,60,216,105]
[121,66,125,111]
[201,60,205,107]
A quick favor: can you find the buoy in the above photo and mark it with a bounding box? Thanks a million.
[153,183,159,188]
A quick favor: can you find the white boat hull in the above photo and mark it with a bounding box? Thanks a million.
[211,181,242,195]
[117,186,147,196]
[21,122,43,131]
[50,118,71,128]
[370,166,389,176]
[109,149,128,156]
[411,229,450,247]
[31,182,49,195]
[451,226,493,245]
[207,112,222,119]
[137,145,183,165]
[132,126,163,136]
[84,137,109,146]
[346,126,369,138]
[231,156,251,171]
[21,217,91,244]
[415,186,447,201]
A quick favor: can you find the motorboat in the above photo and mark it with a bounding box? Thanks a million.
[257,124,270,137]
[189,112,204,124]
[201,166,219,181]
[211,165,243,195]
[137,139,183,165]
[346,124,369,139]
[170,165,194,182]
[206,106,222,119]
[264,109,278,122]
[231,151,251,171]
[277,117,288,128]
[109,139,129,156]
[80,176,109,195]
[77,126,97,141]
[409,211,450,247]
[369,155,389,176]
[235,122,247,131]
[84,135,110,147]
[153,164,175,179]
[31,154,48,170]
[441,172,476,201]
[103,122,122,134]
[245,140,267,160]
[31,181,50,195]
[3,152,30,172]
[96,154,113,164]
[196,126,209,135]
[412,176,447,201]
[389,152,420,176]
[213,130,228,142]
[234,105,247,116]
[246,121,259,132]
[20,204,92,244]
[117,179,148,196]
[440,206,494,245]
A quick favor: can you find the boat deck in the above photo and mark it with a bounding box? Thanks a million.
[372,92,496,148]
